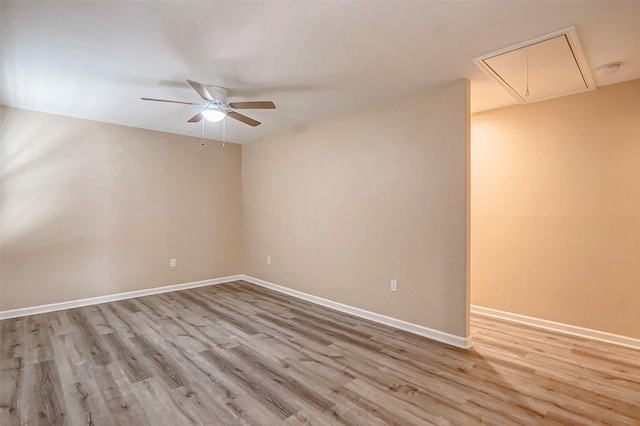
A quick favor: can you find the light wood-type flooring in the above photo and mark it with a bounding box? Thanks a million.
[1,281,639,425]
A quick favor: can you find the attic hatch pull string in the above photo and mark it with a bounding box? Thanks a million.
[526,56,530,98]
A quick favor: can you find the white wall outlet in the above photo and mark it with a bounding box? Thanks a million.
[390,280,397,292]
[170,258,176,267]
[266,256,271,265]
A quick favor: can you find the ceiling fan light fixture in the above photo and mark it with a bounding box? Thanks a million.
[201,108,226,122]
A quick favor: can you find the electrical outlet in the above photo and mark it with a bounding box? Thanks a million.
[266,256,271,265]
[390,280,397,292]
[170,258,176,267]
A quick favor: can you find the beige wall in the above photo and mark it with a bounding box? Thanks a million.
[0,107,242,310]
[5,78,634,341]
[471,79,640,338]
[242,80,470,338]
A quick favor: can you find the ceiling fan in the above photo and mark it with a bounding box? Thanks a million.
[141,79,276,127]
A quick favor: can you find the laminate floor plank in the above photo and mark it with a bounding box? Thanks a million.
[66,310,111,367]
[1,319,25,361]
[229,344,343,420]
[1,280,638,425]
[95,304,138,340]
[228,394,285,425]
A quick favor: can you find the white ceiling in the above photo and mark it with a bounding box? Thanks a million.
[2,1,639,144]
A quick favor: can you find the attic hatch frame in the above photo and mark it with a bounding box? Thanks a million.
[473,26,596,104]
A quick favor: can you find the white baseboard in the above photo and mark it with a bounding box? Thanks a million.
[0,275,244,320]
[471,305,640,350]
[242,275,472,349]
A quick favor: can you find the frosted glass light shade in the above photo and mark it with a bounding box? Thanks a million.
[201,109,226,122]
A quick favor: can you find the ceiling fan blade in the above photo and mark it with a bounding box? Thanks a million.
[186,79,213,101]
[227,111,261,127]
[141,97,198,105]
[228,101,276,110]
[187,113,203,123]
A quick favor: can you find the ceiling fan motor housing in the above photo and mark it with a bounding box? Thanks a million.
[207,87,229,102]
[204,87,230,111]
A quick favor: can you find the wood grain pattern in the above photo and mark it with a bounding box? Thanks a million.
[1,280,638,425]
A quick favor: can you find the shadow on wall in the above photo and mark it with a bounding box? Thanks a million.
[2,106,244,311]
[1,108,182,308]
[2,109,122,300]
[3,109,109,243]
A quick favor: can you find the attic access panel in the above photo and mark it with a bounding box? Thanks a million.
[474,27,595,104]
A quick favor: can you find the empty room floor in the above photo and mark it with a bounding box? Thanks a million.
[1,281,638,425]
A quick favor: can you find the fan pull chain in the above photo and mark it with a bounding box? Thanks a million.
[201,119,205,146]
[222,117,226,147]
